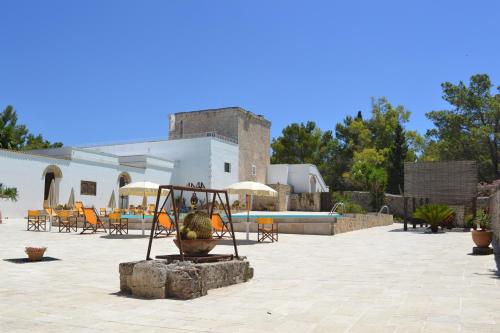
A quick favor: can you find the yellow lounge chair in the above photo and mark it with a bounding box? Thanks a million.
[257,217,278,242]
[27,210,47,231]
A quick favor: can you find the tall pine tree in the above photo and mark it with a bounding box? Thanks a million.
[387,123,408,194]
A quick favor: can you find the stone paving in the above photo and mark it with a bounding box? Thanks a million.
[0,219,499,333]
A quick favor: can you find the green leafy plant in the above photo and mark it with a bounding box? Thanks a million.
[474,209,491,231]
[0,183,18,201]
[412,204,454,233]
[331,192,366,214]
[464,214,476,229]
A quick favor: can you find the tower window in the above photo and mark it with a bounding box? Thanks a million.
[251,165,256,176]
[224,162,231,173]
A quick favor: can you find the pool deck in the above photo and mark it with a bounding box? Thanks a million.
[1,219,499,332]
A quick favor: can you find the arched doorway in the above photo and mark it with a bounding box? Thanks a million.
[118,172,131,209]
[309,175,317,193]
[42,165,63,208]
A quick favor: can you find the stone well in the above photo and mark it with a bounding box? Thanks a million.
[119,257,253,300]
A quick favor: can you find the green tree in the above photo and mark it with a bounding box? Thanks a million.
[0,105,62,150]
[343,148,388,209]
[387,123,408,194]
[0,105,28,149]
[368,97,411,150]
[425,74,500,181]
[271,121,340,190]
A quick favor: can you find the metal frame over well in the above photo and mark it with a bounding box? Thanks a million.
[146,185,239,261]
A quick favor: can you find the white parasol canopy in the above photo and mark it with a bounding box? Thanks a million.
[224,181,277,197]
[224,181,277,240]
[119,181,169,196]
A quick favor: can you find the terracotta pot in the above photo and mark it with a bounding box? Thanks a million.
[25,247,47,261]
[173,239,218,256]
[471,230,493,248]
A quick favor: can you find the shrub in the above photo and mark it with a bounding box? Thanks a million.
[412,204,454,232]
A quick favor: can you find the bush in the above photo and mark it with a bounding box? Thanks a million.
[331,192,366,214]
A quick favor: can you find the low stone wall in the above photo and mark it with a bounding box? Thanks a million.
[333,213,394,234]
[252,184,291,211]
[119,258,253,300]
[231,213,393,236]
[289,192,321,211]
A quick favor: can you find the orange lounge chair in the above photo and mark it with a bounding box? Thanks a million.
[108,212,128,235]
[211,213,231,239]
[27,210,47,231]
[257,217,278,242]
[80,207,107,234]
[154,212,175,238]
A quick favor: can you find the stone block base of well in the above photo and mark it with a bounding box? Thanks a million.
[119,258,254,300]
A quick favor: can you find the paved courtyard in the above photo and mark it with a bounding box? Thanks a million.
[0,219,499,333]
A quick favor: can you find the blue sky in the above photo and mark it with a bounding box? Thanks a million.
[1,1,498,146]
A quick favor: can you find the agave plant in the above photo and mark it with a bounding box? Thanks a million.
[412,204,454,233]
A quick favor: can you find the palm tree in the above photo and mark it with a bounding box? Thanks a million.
[0,183,18,201]
[412,204,454,233]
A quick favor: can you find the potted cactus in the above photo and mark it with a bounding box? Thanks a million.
[174,211,217,256]
[471,209,492,248]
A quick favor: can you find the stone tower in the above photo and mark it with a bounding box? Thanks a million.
[168,107,271,183]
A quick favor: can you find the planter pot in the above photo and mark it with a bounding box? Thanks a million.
[471,230,493,248]
[173,239,218,256]
[430,225,439,233]
[25,247,47,261]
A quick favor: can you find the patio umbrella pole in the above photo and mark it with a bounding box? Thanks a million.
[246,194,250,241]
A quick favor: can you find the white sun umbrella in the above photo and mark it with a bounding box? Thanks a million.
[108,190,117,211]
[119,182,169,235]
[224,181,277,240]
[67,187,75,209]
[47,179,57,231]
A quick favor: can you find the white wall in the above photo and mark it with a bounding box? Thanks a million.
[267,164,329,193]
[267,164,289,185]
[0,149,173,218]
[89,137,239,190]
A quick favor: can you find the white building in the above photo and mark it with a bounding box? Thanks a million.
[0,147,173,218]
[267,164,329,193]
[0,107,329,218]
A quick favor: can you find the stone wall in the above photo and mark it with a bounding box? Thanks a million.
[237,112,270,184]
[332,213,394,234]
[231,213,393,236]
[343,190,481,226]
[168,107,271,184]
[252,184,292,211]
[289,192,321,211]
[119,258,253,300]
